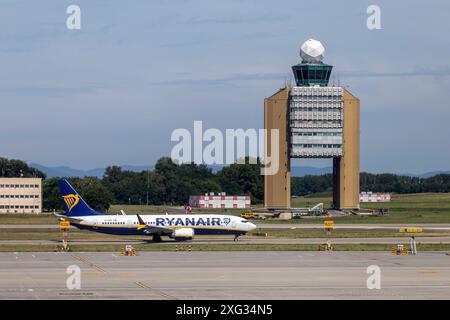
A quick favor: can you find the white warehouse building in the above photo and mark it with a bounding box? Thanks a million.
[189,194,251,209]
[359,192,391,203]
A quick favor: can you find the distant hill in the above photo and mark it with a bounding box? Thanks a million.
[207,164,332,176]
[30,163,153,178]
[415,171,450,178]
[291,165,332,176]
[31,163,332,178]
[30,162,449,179]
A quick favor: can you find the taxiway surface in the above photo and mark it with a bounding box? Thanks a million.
[1,251,449,299]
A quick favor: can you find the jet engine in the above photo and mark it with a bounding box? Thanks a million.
[170,228,194,241]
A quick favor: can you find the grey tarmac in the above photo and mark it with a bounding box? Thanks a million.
[0,236,450,245]
[1,223,450,230]
[0,251,449,299]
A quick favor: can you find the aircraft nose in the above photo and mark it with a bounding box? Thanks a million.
[249,222,257,231]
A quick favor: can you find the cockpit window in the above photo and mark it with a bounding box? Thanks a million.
[241,220,248,223]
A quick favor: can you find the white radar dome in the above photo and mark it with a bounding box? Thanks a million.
[300,38,325,63]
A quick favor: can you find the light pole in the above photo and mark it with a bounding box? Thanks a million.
[146,169,149,206]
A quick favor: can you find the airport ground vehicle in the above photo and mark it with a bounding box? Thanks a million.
[241,211,256,219]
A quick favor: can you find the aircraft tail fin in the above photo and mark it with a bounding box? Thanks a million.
[57,179,100,217]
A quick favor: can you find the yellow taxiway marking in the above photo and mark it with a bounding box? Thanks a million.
[117,272,136,277]
[80,272,104,278]
[69,253,106,273]
[69,253,176,299]
[134,281,177,300]
[419,271,439,276]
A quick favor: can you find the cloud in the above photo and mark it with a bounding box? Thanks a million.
[0,85,118,97]
[151,73,287,86]
[152,67,450,87]
[340,66,450,78]
[181,13,289,25]
[2,0,450,173]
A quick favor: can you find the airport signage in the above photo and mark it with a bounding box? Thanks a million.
[324,220,334,229]
[399,228,423,233]
[60,221,70,230]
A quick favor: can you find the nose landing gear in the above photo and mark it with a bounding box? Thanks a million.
[234,234,240,242]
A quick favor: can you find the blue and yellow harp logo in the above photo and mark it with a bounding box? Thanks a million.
[63,194,79,212]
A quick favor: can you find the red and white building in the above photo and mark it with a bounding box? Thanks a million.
[359,192,391,203]
[189,194,251,209]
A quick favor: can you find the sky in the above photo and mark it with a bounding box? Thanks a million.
[0,0,449,174]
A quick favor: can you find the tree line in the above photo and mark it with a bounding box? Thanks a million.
[292,172,450,196]
[41,157,264,211]
[1,156,450,212]
[43,157,264,210]
[0,157,46,179]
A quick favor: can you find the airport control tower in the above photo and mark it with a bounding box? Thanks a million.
[264,39,360,211]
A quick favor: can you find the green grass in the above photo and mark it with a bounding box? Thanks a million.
[113,193,450,224]
[108,204,244,216]
[253,228,450,238]
[0,213,57,225]
[0,228,148,241]
[1,243,449,252]
[285,192,450,224]
[2,227,448,241]
[107,205,178,215]
[0,192,449,225]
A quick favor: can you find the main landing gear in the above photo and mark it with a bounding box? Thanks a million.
[153,235,162,243]
[234,234,240,242]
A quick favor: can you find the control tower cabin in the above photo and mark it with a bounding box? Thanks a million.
[264,39,360,210]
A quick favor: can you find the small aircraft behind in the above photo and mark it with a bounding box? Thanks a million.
[56,179,257,242]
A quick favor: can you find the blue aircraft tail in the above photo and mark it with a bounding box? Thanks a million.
[58,179,101,217]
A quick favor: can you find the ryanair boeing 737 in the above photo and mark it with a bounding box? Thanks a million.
[56,179,257,242]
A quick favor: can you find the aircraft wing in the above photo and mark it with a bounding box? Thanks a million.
[53,212,84,224]
[136,214,172,235]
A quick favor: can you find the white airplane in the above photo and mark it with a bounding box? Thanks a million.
[56,179,257,242]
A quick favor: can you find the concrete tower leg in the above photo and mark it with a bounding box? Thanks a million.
[332,89,360,210]
[332,157,341,209]
[264,87,291,209]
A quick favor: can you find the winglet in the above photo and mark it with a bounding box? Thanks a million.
[136,214,146,230]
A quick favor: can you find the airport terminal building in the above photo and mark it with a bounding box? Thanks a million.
[0,178,42,214]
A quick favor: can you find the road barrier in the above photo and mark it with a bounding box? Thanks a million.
[391,244,409,256]
[121,245,136,256]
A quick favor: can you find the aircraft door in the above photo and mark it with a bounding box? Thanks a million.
[127,218,133,227]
